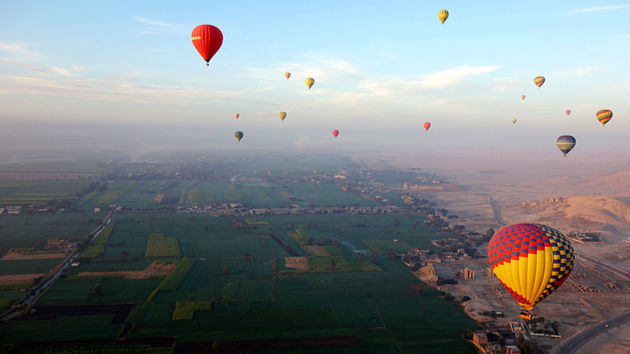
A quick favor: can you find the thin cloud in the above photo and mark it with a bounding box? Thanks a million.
[0,42,40,57]
[132,16,183,36]
[568,4,629,15]
[132,17,174,28]
[0,74,243,105]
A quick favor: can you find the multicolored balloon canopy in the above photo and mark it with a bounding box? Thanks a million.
[534,76,545,88]
[488,223,574,311]
[556,135,576,156]
[596,109,613,126]
[234,131,244,142]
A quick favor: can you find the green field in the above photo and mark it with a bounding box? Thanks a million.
[145,233,181,258]
[0,180,90,206]
[0,258,62,275]
[0,214,98,254]
[1,207,475,353]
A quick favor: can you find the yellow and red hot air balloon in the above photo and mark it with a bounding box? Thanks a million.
[305,77,315,89]
[191,25,223,66]
[521,95,526,101]
[284,72,291,79]
[278,111,287,121]
[332,129,339,138]
[234,113,240,120]
[488,223,574,312]
[438,10,449,24]
[534,76,545,88]
[596,109,613,126]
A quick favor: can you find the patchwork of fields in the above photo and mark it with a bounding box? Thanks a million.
[0,212,476,353]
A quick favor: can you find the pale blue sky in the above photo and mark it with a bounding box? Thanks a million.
[0,1,628,155]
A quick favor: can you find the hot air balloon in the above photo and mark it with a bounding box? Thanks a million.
[278,112,287,121]
[284,72,291,79]
[488,223,574,315]
[234,131,244,142]
[596,109,613,126]
[305,78,315,89]
[332,130,339,138]
[438,10,449,24]
[534,76,545,88]
[512,119,517,124]
[191,25,223,66]
[234,113,240,120]
[556,135,576,156]
[521,95,526,101]
[565,110,571,116]
[423,122,431,131]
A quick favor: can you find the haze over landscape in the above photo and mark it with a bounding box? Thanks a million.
[0,1,628,353]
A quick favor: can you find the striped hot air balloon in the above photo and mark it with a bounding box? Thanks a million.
[488,223,574,311]
[534,76,545,88]
[556,135,576,156]
[596,109,613,126]
[438,10,449,24]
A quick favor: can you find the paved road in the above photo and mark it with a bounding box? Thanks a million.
[551,312,630,354]
[485,194,506,226]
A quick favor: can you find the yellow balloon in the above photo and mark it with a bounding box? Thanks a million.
[305,77,315,89]
[278,111,287,121]
[438,10,449,24]
[284,72,291,79]
[488,223,574,311]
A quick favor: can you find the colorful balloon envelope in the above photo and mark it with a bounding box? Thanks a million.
[512,119,517,124]
[521,95,526,101]
[332,130,339,138]
[423,122,431,131]
[234,131,244,142]
[305,77,315,89]
[285,72,291,79]
[488,223,574,311]
[596,109,613,126]
[565,110,571,116]
[534,76,545,88]
[234,113,240,120]
[191,25,223,66]
[278,111,287,121]
[556,135,576,156]
[438,10,449,24]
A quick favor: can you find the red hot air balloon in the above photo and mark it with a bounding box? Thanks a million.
[191,25,223,66]
[565,110,571,116]
[423,122,431,131]
[332,130,339,138]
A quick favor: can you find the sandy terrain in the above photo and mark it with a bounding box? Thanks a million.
[1,250,68,261]
[303,245,330,256]
[76,261,176,280]
[0,273,45,285]
[284,257,308,271]
[575,321,630,354]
